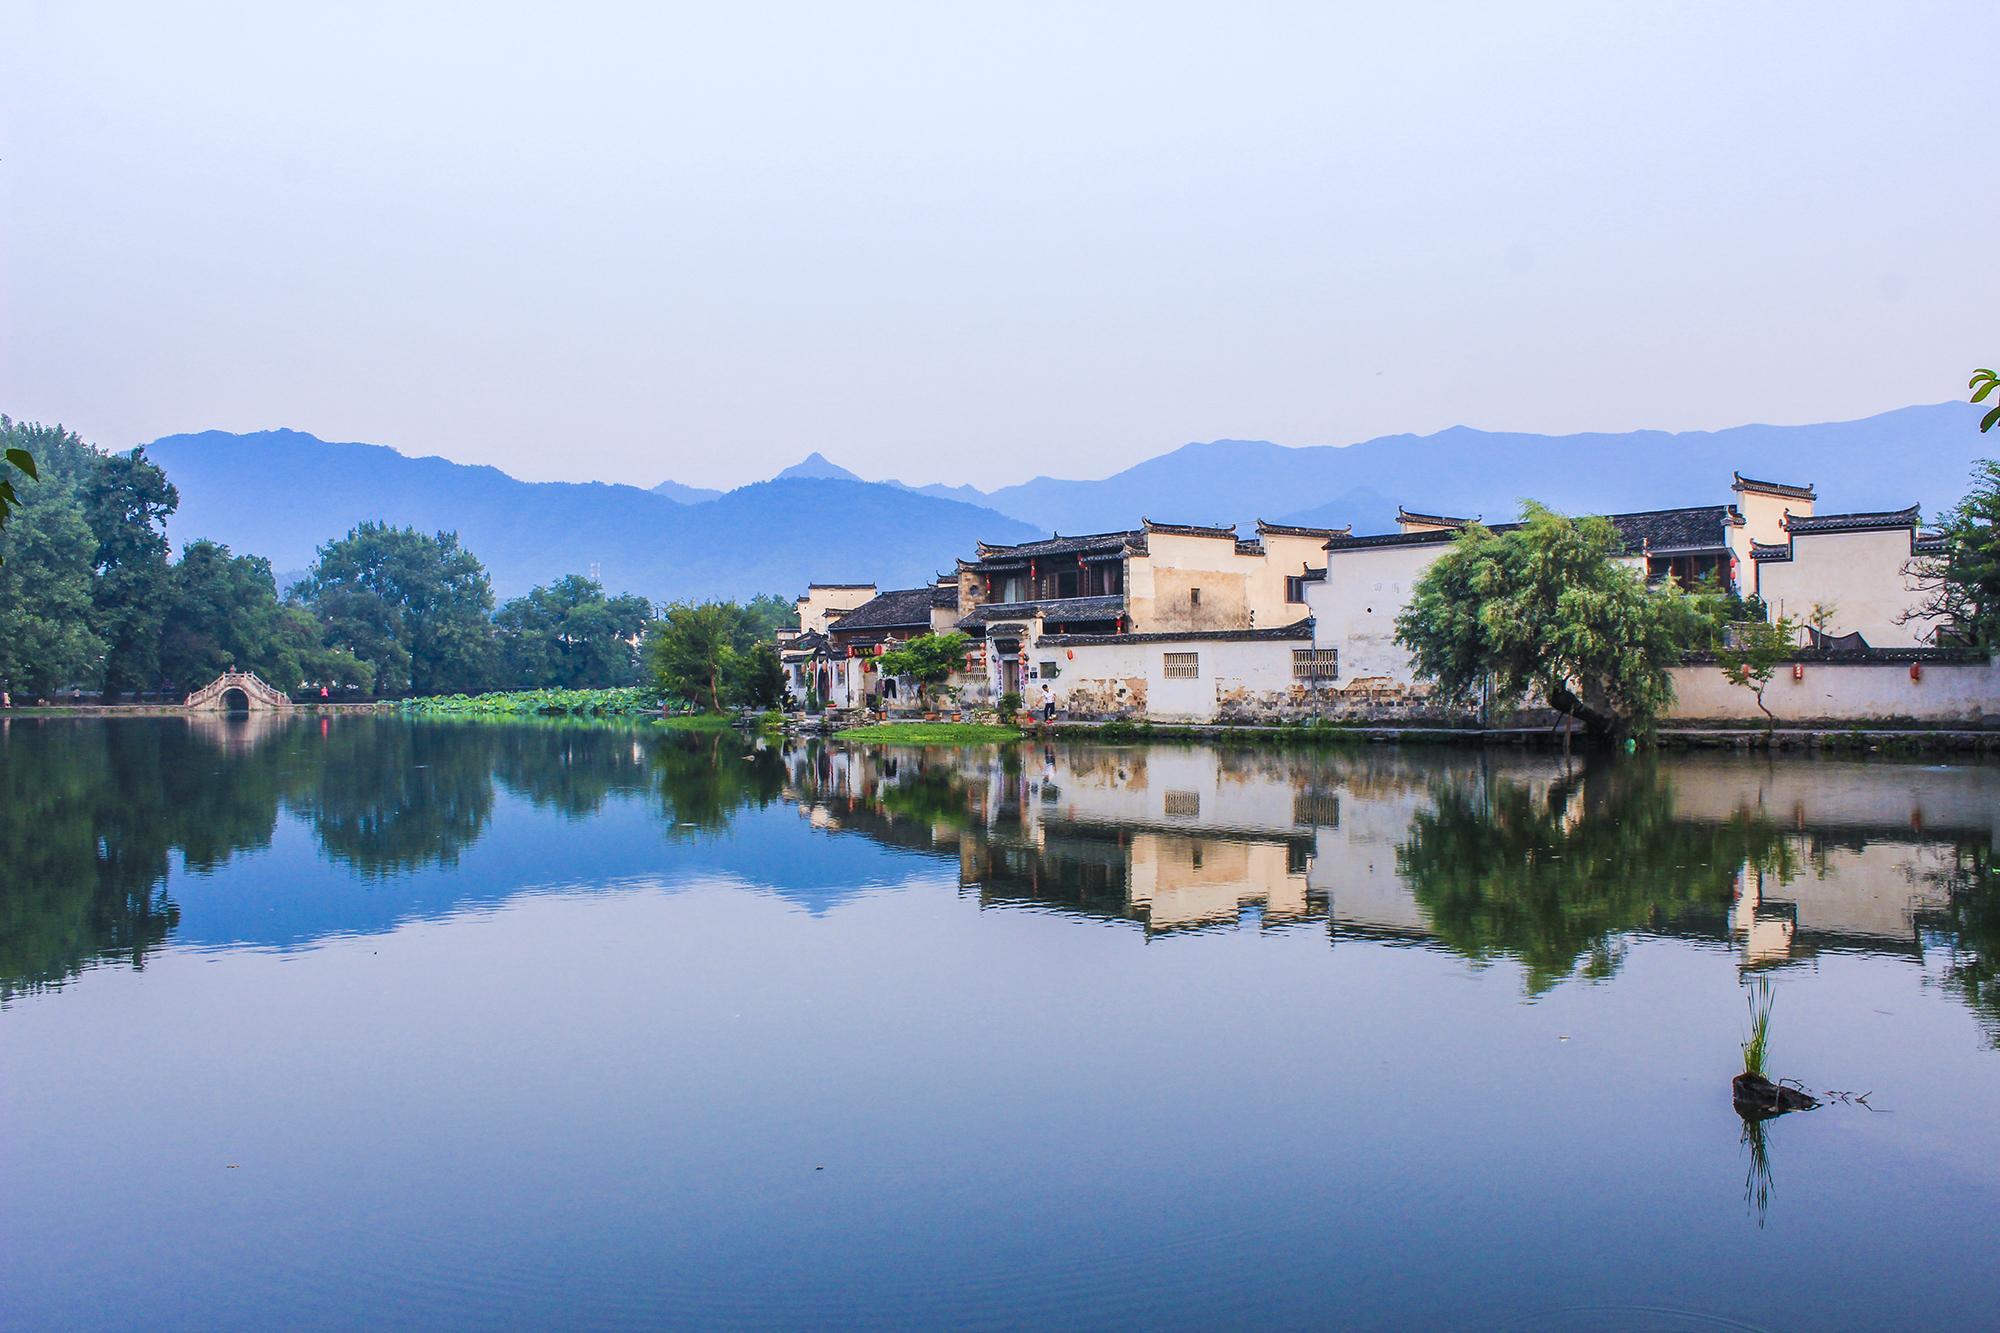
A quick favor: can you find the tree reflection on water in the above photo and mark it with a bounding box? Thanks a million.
[1395,760,1798,992]
[6,717,2000,1049]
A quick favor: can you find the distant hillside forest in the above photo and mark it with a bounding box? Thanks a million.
[0,417,790,700]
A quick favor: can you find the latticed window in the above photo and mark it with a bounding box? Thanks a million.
[1292,648,1338,682]
[1163,652,1199,679]
[1163,790,1200,817]
[1293,791,1340,827]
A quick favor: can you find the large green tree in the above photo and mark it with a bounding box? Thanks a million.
[495,574,654,688]
[157,540,373,694]
[0,421,105,695]
[647,601,749,711]
[1907,459,2000,650]
[81,447,178,696]
[738,593,797,641]
[1394,503,1717,741]
[293,523,498,696]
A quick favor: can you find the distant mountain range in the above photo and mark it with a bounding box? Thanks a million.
[148,402,1988,602]
[148,430,1039,601]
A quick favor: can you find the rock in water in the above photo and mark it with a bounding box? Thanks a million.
[1733,1072,1819,1118]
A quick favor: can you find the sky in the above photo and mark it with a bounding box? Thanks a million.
[2,2,1994,491]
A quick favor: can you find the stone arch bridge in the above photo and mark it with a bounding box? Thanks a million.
[184,672,293,712]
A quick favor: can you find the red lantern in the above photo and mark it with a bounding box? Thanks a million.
[1910,662,1923,682]
[1791,663,1804,681]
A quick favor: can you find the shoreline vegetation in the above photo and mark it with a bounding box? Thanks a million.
[399,687,660,719]
[834,721,1025,744]
[7,688,1992,752]
[5,687,1993,753]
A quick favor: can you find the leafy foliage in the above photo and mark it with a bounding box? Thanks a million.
[1715,614,1802,733]
[1906,459,2000,650]
[1972,367,1999,434]
[0,426,102,695]
[293,523,498,696]
[1393,503,1718,740]
[495,575,653,689]
[1742,975,1775,1078]
[644,600,785,711]
[1397,762,1794,993]
[159,540,373,693]
[0,438,35,558]
[875,631,972,708]
[401,687,658,718]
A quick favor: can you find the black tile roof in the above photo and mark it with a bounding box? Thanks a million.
[1325,504,1740,555]
[1324,526,1485,552]
[1732,472,1816,501]
[1609,504,1739,553]
[956,594,1126,628]
[1141,519,1238,539]
[804,582,877,591]
[1394,507,1474,528]
[781,630,828,656]
[1257,519,1354,538]
[1784,505,1920,535]
[972,531,1142,562]
[827,586,942,632]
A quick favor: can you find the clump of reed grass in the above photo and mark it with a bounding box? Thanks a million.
[1741,975,1775,1078]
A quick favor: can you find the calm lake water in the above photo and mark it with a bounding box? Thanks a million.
[4,716,1998,1329]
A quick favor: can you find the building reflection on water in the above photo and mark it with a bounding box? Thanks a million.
[3,714,1996,1039]
[782,740,2000,983]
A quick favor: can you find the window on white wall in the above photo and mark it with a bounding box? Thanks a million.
[1189,587,1202,608]
[1292,648,1338,684]
[1163,652,1199,679]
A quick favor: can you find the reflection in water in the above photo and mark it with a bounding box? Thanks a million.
[784,741,2000,1004]
[1396,762,1794,992]
[5,716,2000,1043]
[1742,1115,1777,1228]
[1919,843,2000,1047]
[8,717,2000,1324]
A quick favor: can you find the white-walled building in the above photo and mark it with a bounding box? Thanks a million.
[1751,505,1941,648]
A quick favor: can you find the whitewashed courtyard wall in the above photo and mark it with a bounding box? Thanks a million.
[1666,657,1999,726]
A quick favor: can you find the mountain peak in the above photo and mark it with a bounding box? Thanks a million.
[651,479,724,505]
[774,452,861,482]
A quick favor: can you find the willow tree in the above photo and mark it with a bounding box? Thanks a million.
[1394,503,1716,741]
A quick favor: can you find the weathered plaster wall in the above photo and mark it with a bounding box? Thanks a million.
[1755,528,1931,647]
[1049,637,1299,722]
[1304,543,1446,688]
[795,586,876,636]
[1124,531,1258,633]
[1666,658,1998,725]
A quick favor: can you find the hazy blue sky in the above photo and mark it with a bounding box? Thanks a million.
[3,3,1993,490]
